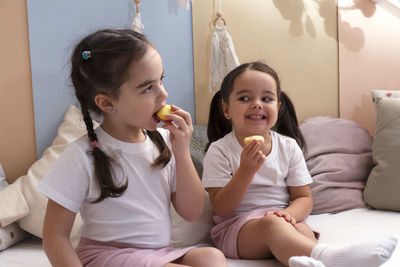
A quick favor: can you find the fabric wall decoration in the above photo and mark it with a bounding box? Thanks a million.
[209,0,239,95]
[131,0,144,33]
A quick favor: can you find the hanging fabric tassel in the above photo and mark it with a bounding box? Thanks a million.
[131,0,144,33]
[178,0,193,9]
[209,0,239,95]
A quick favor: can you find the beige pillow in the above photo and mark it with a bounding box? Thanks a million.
[170,191,214,248]
[364,97,400,211]
[0,105,98,246]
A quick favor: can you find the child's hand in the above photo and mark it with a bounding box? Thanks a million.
[161,105,193,155]
[239,140,265,176]
[265,210,296,226]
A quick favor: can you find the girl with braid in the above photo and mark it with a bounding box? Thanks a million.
[202,62,397,267]
[38,29,227,267]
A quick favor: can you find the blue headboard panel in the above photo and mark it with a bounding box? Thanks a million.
[27,0,194,157]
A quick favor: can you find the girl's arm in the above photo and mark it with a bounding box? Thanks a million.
[285,184,313,222]
[268,185,313,224]
[163,106,205,222]
[208,140,265,218]
[42,199,82,267]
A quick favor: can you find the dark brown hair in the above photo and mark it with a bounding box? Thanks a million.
[206,61,305,150]
[71,29,171,203]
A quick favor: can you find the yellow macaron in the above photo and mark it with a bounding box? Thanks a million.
[244,135,265,145]
[156,104,172,122]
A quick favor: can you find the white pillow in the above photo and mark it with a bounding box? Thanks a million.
[0,163,29,251]
[371,90,400,103]
[0,105,98,247]
[0,223,28,251]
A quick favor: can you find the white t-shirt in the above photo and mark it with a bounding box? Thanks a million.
[38,127,176,248]
[202,131,312,213]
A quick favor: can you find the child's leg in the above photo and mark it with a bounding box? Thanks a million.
[237,214,317,266]
[168,247,228,267]
[294,222,318,242]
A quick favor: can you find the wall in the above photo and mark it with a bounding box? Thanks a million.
[192,0,339,124]
[338,0,400,134]
[0,0,36,183]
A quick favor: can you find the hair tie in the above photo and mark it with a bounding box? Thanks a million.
[91,140,98,148]
[82,51,92,60]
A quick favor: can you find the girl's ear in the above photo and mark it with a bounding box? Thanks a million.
[94,94,115,113]
[222,101,231,120]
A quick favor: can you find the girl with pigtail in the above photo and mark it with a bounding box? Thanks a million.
[38,29,227,267]
[202,62,397,267]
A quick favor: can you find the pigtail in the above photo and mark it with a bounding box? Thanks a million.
[274,91,306,150]
[147,130,171,168]
[80,104,128,203]
[206,90,232,151]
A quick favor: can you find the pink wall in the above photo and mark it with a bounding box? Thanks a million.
[339,0,400,135]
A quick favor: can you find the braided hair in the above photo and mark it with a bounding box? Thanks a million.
[71,29,171,203]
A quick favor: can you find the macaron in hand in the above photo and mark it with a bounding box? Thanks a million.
[244,135,265,145]
[155,104,172,123]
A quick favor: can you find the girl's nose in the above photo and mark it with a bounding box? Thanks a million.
[251,101,262,109]
[158,86,168,102]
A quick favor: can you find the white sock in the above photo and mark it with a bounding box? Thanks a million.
[311,236,398,267]
[289,256,326,267]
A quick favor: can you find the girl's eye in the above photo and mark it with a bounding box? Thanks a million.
[238,96,249,101]
[143,86,152,93]
[160,74,165,85]
[262,97,272,102]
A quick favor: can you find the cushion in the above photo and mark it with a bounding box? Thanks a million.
[0,105,98,246]
[371,90,400,103]
[0,163,29,251]
[189,124,208,177]
[300,117,373,214]
[0,223,28,251]
[170,191,214,248]
[363,97,400,211]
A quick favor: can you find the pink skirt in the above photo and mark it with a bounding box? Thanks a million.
[210,208,319,259]
[76,238,193,267]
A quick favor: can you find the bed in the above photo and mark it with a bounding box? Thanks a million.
[1,92,400,266]
[1,208,400,266]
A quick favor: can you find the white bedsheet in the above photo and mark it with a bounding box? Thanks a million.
[1,208,399,267]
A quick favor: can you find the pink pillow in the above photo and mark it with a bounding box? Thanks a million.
[300,117,373,214]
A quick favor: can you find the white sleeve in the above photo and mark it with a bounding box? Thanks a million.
[37,143,90,213]
[286,141,312,187]
[202,142,233,188]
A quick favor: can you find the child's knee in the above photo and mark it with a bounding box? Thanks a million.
[202,246,225,260]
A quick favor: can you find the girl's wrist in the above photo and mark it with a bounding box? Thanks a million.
[173,149,191,162]
[235,166,255,183]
